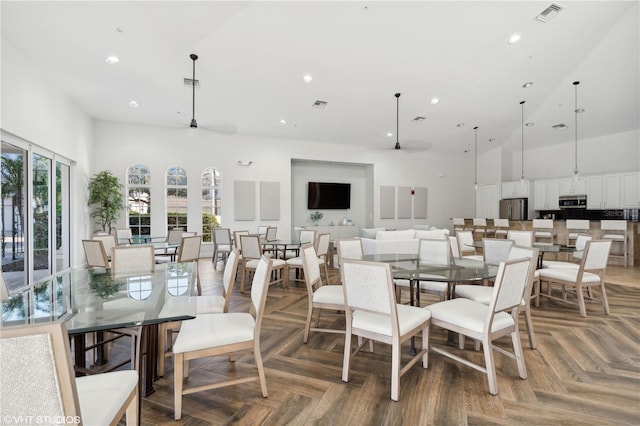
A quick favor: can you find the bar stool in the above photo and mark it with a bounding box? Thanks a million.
[452,218,466,235]
[600,220,628,267]
[566,219,590,247]
[473,218,494,240]
[493,218,510,239]
[533,219,555,244]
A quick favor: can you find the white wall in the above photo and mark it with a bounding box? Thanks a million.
[93,120,477,237]
[506,129,639,181]
[1,38,94,267]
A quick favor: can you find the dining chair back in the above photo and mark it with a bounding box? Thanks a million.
[92,234,117,259]
[455,230,476,256]
[114,228,133,245]
[82,239,109,268]
[449,236,461,258]
[340,259,430,401]
[506,230,533,247]
[315,233,331,282]
[0,322,138,425]
[265,226,278,241]
[299,229,316,245]
[0,270,8,300]
[257,225,269,237]
[177,235,202,262]
[483,238,514,265]
[212,227,232,269]
[336,238,364,263]
[418,238,450,266]
[233,230,250,251]
[566,219,591,247]
[111,245,155,276]
[240,235,287,292]
[167,229,186,245]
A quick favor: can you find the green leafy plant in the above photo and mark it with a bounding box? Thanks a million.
[88,170,124,233]
[310,211,323,224]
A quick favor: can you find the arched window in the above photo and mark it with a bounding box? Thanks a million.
[127,164,151,238]
[201,168,222,243]
[166,166,188,231]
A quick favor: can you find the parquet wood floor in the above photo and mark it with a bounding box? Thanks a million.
[137,261,640,425]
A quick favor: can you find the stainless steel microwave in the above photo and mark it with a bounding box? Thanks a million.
[559,194,587,209]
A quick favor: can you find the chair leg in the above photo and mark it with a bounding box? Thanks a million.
[483,339,498,395]
[303,305,314,343]
[391,341,401,401]
[174,353,184,420]
[523,305,537,349]
[125,385,139,426]
[576,283,587,317]
[254,339,268,397]
[458,334,465,350]
[240,263,247,293]
[511,327,527,379]
[422,325,430,368]
[342,330,353,383]
[599,281,610,315]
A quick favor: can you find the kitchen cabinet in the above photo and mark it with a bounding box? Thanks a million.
[533,179,560,210]
[621,172,640,208]
[587,174,621,209]
[501,180,529,199]
[558,177,586,196]
[476,183,499,219]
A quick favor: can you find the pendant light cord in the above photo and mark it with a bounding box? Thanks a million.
[520,101,525,182]
[474,126,478,189]
[394,93,401,149]
[573,81,580,177]
[190,53,198,128]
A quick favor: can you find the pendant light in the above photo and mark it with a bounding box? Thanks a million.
[572,81,580,180]
[189,53,198,128]
[394,92,401,150]
[520,100,526,185]
[474,126,478,190]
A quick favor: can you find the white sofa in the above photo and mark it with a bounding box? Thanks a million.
[360,228,450,256]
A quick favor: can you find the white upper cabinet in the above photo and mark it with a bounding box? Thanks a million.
[501,180,529,199]
[533,179,560,210]
[620,172,640,208]
[558,177,586,196]
[587,174,623,209]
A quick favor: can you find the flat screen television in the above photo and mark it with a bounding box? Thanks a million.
[307,182,351,210]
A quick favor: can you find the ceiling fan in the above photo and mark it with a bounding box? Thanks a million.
[388,92,431,152]
[185,53,237,134]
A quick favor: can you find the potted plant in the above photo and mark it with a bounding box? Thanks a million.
[88,170,125,234]
[310,211,323,225]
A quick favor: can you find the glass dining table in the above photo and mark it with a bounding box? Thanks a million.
[363,254,499,348]
[1,262,199,398]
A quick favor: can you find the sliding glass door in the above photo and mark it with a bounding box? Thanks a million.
[1,138,72,294]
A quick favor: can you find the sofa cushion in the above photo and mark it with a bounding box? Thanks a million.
[375,229,416,240]
[359,227,386,239]
[414,229,449,240]
[361,238,419,256]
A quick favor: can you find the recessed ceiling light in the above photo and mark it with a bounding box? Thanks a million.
[508,34,521,44]
[105,56,119,64]
[456,123,465,128]
[489,138,496,142]
[386,132,393,138]
[552,123,568,130]
[525,122,534,127]
[279,119,287,125]
[128,100,139,108]
[430,98,439,105]
[575,108,586,113]
[464,149,470,153]
[302,74,313,83]
[522,82,533,88]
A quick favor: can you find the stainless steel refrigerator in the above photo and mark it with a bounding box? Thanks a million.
[499,198,528,220]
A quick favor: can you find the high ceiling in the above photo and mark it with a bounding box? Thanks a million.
[2,1,638,154]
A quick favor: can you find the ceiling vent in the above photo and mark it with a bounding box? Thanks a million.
[312,100,328,109]
[552,123,568,130]
[536,4,563,23]
[183,78,199,87]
